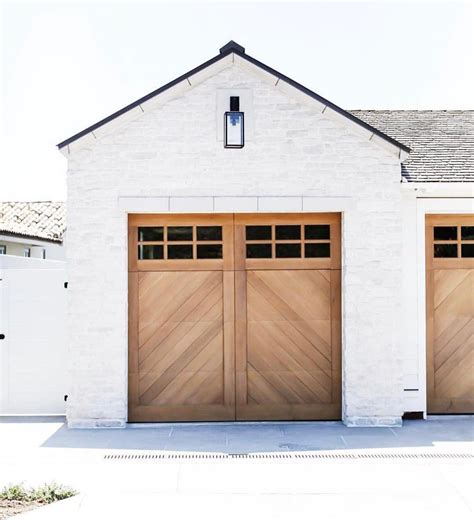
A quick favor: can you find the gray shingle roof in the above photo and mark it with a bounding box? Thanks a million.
[0,202,66,242]
[350,110,474,182]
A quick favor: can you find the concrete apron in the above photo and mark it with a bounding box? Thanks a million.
[1,416,473,519]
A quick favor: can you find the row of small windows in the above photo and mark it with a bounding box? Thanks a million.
[246,242,330,259]
[137,224,332,260]
[434,226,474,241]
[138,226,223,260]
[246,225,330,241]
[245,225,331,259]
[139,244,222,260]
[433,226,474,258]
[434,244,474,258]
[139,226,222,243]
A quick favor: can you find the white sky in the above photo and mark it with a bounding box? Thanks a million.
[1,0,473,201]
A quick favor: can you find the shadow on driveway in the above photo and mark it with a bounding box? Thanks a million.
[7,415,467,453]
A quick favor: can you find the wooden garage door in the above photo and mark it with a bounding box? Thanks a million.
[426,215,474,414]
[128,213,341,422]
[128,215,236,422]
[234,214,341,420]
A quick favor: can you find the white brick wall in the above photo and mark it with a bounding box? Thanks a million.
[66,62,404,428]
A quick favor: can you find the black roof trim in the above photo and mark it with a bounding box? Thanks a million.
[57,41,410,153]
[56,48,233,149]
[220,40,245,54]
[237,52,411,153]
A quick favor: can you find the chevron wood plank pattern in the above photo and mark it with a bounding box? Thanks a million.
[426,215,474,414]
[129,213,341,422]
[129,268,235,421]
[428,269,474,413]
[237,269,341,420]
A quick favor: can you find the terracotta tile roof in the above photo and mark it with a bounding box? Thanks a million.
[350,110,474,182]
[0,201,66,242]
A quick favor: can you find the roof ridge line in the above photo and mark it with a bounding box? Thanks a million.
[57,42,410,153]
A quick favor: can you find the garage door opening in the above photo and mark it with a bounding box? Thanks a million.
[128,213,341,422]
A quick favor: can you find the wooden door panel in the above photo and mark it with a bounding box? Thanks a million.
[432,271,473,408]
[236,269,341,420]
[426,214,474,414]
[129,212,341,422]
[128,214,235,422]
[129,270,235,421]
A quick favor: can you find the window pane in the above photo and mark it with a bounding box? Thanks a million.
[246,244,272,258]
[168,245,193,259]
[197,226,222,241]
[434,226,457,241]
[275,225,300,240]
[246,226,272,241]
[138,244,164,260]
[197,244,222,259]
[434,244,457,258]
[305,225,330,240]
[138,227,163,242]
[305,243,330,258]
[167,226,193,241]
[461,244,474,258]
[276,243,301,258]
[461,226,474,241]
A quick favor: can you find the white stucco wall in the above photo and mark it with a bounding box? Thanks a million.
[65,60,405,427]
[0,255,67,414]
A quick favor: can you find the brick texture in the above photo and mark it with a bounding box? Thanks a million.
[66,62,404,427]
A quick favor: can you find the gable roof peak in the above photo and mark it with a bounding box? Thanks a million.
[57,41,410,156]
[219,41,245,55]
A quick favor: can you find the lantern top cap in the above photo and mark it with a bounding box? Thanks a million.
[219,41,245,55]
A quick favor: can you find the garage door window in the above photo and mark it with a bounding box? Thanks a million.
[433,225,474,258]
[138,225,223,260]
[245,223,331,259]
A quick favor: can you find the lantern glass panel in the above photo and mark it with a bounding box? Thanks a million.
[225,112,244,148]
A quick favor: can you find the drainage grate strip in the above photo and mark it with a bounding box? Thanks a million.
[103,452,473,461]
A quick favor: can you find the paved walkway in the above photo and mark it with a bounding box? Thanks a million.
[0,416,472,519]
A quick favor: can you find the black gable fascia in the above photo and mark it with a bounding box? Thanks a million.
[237,51,411,153]
[57,48,234,149]
[57,41,410,153]
[219,41,245,54]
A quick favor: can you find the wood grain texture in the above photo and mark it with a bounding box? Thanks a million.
[128,214,235,422]
[426,215,474,414]
[129,270,235,421]
[427,269,474,413]
[129,213,341,422]
[236,269,341,420]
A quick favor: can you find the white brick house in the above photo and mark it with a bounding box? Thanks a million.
[58,41,473,428]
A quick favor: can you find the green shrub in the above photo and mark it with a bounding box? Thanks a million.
[0,482,76,504]
[0,483,29,501]
[30,483,76,504]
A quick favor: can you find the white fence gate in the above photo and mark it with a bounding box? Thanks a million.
[0,255,67,414]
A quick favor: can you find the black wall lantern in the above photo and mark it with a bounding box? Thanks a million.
[224,96,244,148]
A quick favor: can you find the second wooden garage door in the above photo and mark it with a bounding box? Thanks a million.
[426,215,474,414]
[128,213,341,422]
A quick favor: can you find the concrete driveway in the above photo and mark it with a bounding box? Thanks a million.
[0,416,472,519]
